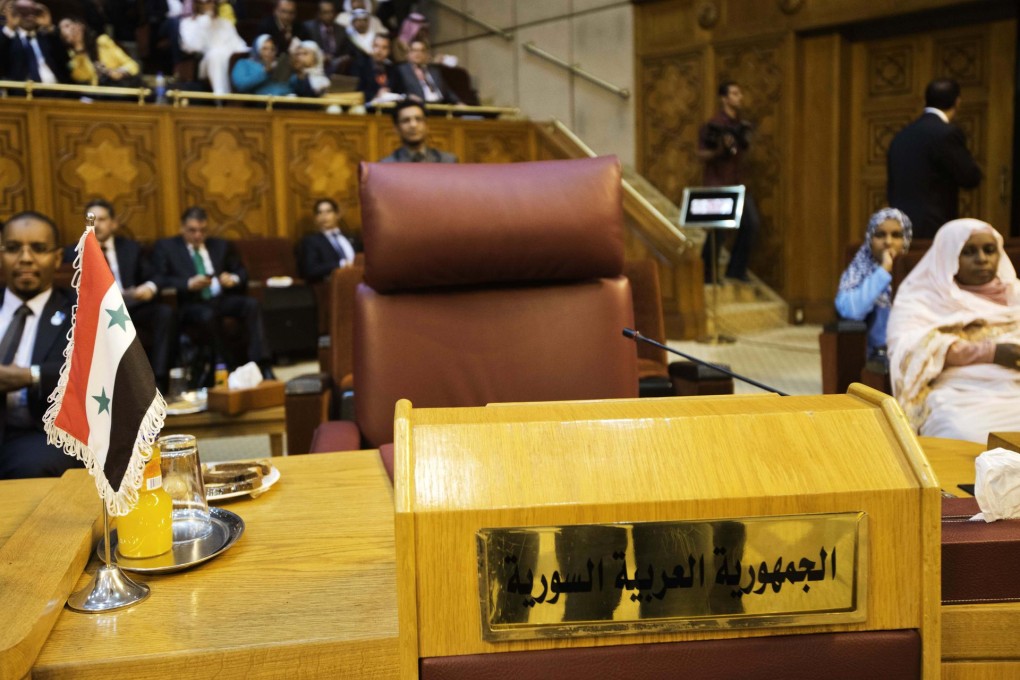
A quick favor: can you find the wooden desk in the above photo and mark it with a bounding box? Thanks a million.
[30,451,399,680]
[163,406,287,457]
[920,437,1020,680]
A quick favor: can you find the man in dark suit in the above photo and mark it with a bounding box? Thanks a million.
[297,198,361,284]
[256,0,310,56]
[0,0,72,84]
[152,206,274,379]
[303,0,353,74]
[63,199,175,390]
[393,39,460,105]
[887,78,983,239]
[0,211,80,479]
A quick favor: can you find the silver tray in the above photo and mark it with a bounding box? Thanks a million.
[165,388,208,416]
[97,507,244,574]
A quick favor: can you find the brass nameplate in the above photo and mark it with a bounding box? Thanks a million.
[477,512,866,641]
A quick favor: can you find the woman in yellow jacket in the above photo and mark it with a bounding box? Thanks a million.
[58,17,140,87]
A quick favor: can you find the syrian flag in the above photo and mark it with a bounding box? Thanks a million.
[43,226,166,516]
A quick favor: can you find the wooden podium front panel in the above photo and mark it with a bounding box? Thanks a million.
[394,388,941,677]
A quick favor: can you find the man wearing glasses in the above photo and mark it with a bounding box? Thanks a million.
[0,211,79,479]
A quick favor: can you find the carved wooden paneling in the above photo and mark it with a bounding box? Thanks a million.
[639,51,703,204]
[715,37,785,288]
[461,125,531,164]
[934,33,985,86]
[865,110,914,166]
[867,44,913,97]
[48,117,160,243]
[176,119,273,238]
[0,112,31,218]
[283,123,369,236]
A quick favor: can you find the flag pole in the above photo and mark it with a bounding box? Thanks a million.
[66,505,151,612]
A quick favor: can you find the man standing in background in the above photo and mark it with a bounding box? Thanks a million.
[887,78,982,239]
[697,80,758,284]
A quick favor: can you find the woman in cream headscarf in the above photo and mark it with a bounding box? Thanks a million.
[887,218,1020,442]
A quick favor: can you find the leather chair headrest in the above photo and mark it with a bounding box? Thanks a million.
[359,156,624,292]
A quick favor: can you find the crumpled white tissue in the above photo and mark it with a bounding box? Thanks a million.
[227,361,263,390]
[973,448,1020,522]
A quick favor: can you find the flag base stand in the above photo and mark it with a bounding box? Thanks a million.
[66,507,150,613]
[66,563,150,612]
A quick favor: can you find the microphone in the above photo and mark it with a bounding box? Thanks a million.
[622,328,788,396]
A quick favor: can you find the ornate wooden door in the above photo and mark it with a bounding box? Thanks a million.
[849,19,1015,237]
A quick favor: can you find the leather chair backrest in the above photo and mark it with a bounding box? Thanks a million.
[354,156,638,448]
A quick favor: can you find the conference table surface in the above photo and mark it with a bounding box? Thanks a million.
[28,450,399,680]
[0,437,1007,679]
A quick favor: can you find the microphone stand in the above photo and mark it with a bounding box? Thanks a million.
[623,328,788,396]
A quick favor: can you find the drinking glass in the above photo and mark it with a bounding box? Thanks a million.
[158,434,212,542]
[166,367,187,402]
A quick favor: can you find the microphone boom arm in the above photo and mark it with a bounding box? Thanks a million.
[622,328,788,396]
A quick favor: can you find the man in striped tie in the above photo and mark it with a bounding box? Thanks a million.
[0,211,79,478]
[151,206,274,383]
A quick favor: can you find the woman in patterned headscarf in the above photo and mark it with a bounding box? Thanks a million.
[835,207,913,366]
[887,218,1020,442]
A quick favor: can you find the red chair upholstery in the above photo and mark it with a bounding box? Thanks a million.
[307,156,639,454]
[420,630,921,680]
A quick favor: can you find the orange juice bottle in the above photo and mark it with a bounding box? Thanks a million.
[117,445,173,558]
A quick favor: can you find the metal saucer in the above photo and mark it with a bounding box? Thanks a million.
[98,507,245,574]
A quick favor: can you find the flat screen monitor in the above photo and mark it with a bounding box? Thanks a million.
[679,185,745,229]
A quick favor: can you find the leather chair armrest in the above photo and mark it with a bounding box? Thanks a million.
[285,373,333,455]
[285,372,332,395]
[823,319,868,333]
[819,320,868,394]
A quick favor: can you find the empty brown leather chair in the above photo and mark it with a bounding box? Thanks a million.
[301,156,639,467]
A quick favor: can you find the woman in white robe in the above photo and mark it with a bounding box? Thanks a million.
[887,218,1020,443]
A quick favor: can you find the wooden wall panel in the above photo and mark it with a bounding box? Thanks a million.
[638,50,704,205]
[0,111,32,217]
[282,121,371,235]
[461,124,532,164]
[46,116,161,242]
[175,119,274,239]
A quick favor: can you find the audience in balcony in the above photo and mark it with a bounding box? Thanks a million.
[355,32,396,103]
[380,99,457,163]
[256,0,308,55]
[178,0,247,94]
[0,0,71,84]
[231,34,292,95]
[58,16,140,86]
[344,7,375,57]
[290,40,329,96]
[376,0,414,36]
[392,10,427,62]
[394,39,459,104]
[337,0,383,33]
[835,207,913,371]
[302,0,353,75]
[297,198,361,284]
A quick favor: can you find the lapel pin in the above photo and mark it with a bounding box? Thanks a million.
[51,310,66,326]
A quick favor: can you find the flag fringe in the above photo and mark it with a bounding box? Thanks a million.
[42,228,168,517]
[45,392,167,516]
